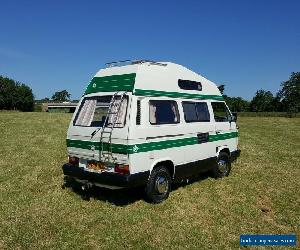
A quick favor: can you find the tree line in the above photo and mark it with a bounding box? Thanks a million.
[219,72,300,115]
[0,75,34,111]
[0,75,73,111]
[37,90,71,103]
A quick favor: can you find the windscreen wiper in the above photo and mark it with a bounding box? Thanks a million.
[91,127,102,138]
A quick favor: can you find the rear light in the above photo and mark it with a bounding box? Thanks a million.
[68,156,79,167]
[114,164,130,174]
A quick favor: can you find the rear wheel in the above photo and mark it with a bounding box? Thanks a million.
[145,166,171,203]
[211,152,231,178]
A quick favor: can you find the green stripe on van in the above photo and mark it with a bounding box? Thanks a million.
[85,73,136,94]
[209,131,238,141]
[67,131,238,154]
[132,137,198,153]
[134,89,224,101]
[66,139,130,154]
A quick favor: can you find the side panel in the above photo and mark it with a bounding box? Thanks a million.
[127,97,239,177]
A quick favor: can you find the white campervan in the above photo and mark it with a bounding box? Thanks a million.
[63,60,240,203]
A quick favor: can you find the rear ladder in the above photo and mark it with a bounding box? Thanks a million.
[99,92,127,162]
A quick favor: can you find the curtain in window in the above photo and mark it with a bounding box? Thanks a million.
[75,99,97,126]
[107,98,128,127]
[171,104,178,122]
[149,103,157,124]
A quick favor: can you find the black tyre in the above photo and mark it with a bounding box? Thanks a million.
[211,152,231,178]
[145,166,171,203]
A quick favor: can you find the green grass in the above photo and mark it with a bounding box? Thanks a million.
[0,112,299,249]
[237,112,300,117]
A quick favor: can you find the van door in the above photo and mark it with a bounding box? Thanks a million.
[211,101,232,131]
[179,101,216,175]
[211,101,237,150]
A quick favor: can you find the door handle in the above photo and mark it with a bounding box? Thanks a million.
[197,132,209,143]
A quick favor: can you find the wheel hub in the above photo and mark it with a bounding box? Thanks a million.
[155,176,168,194]
[218,159,228,174]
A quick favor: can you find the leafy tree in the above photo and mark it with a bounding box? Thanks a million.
[250,90,275,112]
[277,72,300,115]
[225,96,250,112]
[0,76,16,109]
[35,97,51,104]
[0,75,34,111]
[218,84,225,95]
[218,84,249,112]
[15,84,35,111]
[271,94,284,112]
[51,90,71,102]
[43,97,50,102]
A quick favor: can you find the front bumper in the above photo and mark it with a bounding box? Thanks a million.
[62,164,149,188]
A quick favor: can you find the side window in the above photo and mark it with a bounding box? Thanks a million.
[182,102,198,122]
[196,103,210,122]
[211,102,231,122]
[182,102,210,122]
[178,79,202,91]
[149,100,180,125]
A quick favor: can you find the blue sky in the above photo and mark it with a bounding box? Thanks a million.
[0,0,299,100]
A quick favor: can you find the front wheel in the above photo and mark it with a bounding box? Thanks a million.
[145,166,171,203]
[211,152,231,178]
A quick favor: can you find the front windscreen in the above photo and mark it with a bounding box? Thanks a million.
[74,96,127,127]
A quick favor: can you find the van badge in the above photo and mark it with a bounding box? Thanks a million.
[92,83,97,88]
[90,145,95,151]
[132,145,139,153]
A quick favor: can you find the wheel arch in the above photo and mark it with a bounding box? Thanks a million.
[217,146,230,158]
[149,158,175,179]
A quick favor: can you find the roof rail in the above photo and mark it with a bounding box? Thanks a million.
[105,60,132,68]
[105,59,167,68]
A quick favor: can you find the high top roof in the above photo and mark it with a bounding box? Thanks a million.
[85,61,223,101]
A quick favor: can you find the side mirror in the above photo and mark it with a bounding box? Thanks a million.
[231,112,237,122]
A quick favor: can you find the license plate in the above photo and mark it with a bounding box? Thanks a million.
[87,162,106,171]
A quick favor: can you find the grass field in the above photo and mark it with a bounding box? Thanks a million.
[0,112,299,249]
